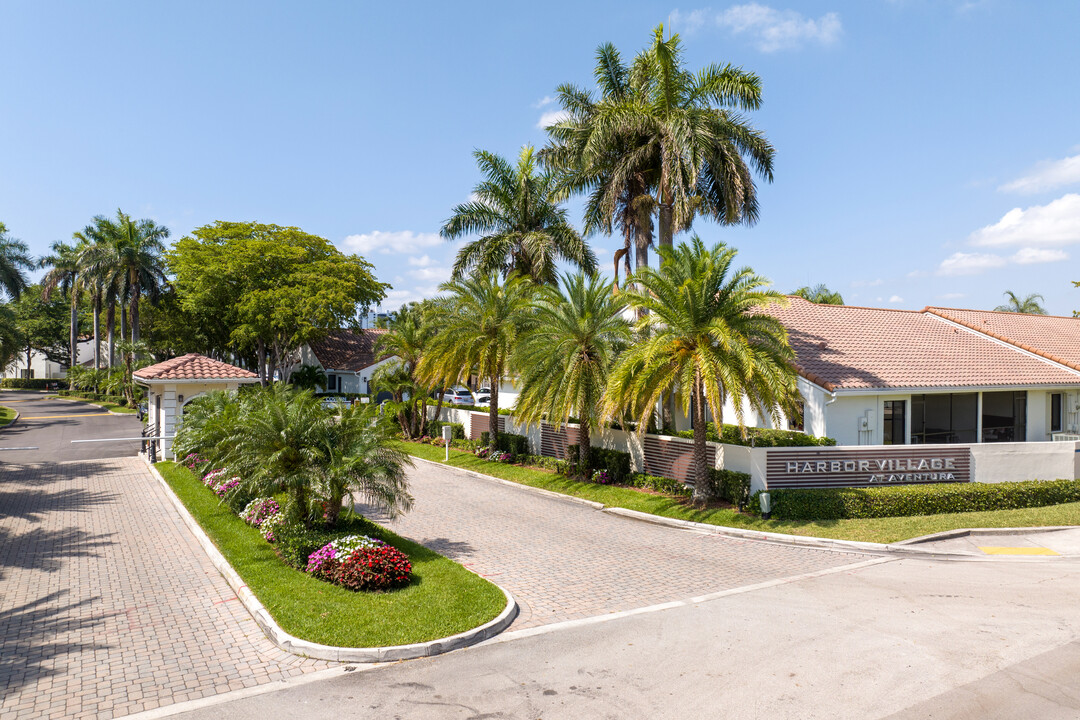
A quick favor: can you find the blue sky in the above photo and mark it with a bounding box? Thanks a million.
[2,1,1079,314]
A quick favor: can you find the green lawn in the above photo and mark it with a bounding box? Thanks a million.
[54,395,138,414]
[156,461,506,648]
[0,405,16,426]
[401,442,1080,544]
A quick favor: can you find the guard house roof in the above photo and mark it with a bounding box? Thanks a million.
[308,329,389,371]
[766,297,1080,392]
[133,353,259,382]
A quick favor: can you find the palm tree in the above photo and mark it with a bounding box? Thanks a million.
[604,238,799,503]
[417,274,533,451]
[290,364,328,391]
[994,291,1046,315]
[40,240,85,369]
[792,284,844,305]
[374,301,443,438]
[512,272,630,474]
[442,145,597,284]
[0,222,34,300]
[550,25,775,259]
[73,222,105,371]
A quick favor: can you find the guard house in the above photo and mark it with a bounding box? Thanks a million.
[133,354,259,460]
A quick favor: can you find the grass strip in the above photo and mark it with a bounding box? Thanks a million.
[53,394,139,414]
[0,405,15,426]
[401,442,1080,544]
[156,461,506,647]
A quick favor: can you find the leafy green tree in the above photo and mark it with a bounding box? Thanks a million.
[0,222,34,301]
[513,272,630,474]
[290,364,328,391]
[418,274,533,450]
[442,146,597,284]
[994,290,1046,315]
[40,240,86,369]
[11,284,72,371]
[168,222,388,384]
[0,303,20,370]
[792,284,844,305]
[604,239,798,503]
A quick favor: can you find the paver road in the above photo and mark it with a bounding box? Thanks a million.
[0,390,144,462]
[360,458,873,629]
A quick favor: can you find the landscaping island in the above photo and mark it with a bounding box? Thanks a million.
[0,405,15,426]
[399,441,1080,545]
[157,461,506,648]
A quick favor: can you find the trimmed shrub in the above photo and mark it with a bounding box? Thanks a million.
[272,523,343,570]
[426,420,465,441]
[628,473,692,497]
[662,423,836,448]
[566,444,632,484]
[753,479,1080,521]
[1,378,67,390]
[710,469,752,508]
[449,437,480,452]
[479,431,529,458]
[519,454,567,473]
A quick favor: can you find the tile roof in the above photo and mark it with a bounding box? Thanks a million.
[308,329,389,372]
[925,307,1080,373]
[133,353,259,381]
[766,297,1080,391]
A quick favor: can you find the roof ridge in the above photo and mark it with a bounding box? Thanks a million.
[925,309,1080,373]
[783,296,923,314]
[926,305,1080,321]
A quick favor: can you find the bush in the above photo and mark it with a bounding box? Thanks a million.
[479,431,529,458]
[519,454,567,473]
[426,420,465,441]
[628,473,692,497]
[272,522,344,570]
[754,479,1080,521]
[0,378,67,390]
[566,444,632,484]
[709,469,752,508]
[661,423,836,448]
[449,437,480,452]
[240,497,280,528]
[320,545,412,592]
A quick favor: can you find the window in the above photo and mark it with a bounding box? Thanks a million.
[20,369,34,379]
[982,391,1027,443]
[883,400,906,444]
[911,393,977,444]
[1051,393,1063,433]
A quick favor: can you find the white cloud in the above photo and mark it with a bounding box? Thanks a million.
[407,254,435,267]
[1010,247,1069,265]
[715,3,842,52]
[408,267,451,283]
[536,109,570,129]
[670,8,712,32]
[968,194,1080,247]
[937,252,1008,276]
[342,230,443,255]
[888,295,904,303]
[999,153,1080,194]
[533,96,555,108]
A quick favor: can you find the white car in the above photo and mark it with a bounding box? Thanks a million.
[474,387,491,407]
[440,387,474,405]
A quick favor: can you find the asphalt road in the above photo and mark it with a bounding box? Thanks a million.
[0,390,145,463]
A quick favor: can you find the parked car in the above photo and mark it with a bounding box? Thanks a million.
[438,387,475,405]
[474,387,491,407]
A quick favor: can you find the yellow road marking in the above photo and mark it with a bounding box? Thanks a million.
[20,413,115,419]
[978,546,1059,556]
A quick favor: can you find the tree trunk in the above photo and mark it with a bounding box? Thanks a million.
[25,344,31,378]
[69,295,78,370]
[691,377,710,505]
[106,301,115,369]
[268,341,279,385]
[93,295,101,371]
[579,421,591,479]
[488,377,499,451]
[658,199,674,254]
[120,303,127,343]
[130,279,140,343]
[256,339,267,386]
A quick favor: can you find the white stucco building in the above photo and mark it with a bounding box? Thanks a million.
[293,328,393,395]
[2,338,99,381]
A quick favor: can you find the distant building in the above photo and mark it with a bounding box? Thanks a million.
[293,328,392,394]
[3,338,100,380]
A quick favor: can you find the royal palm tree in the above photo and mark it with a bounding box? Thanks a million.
[994,291,1046,315]
[0,222,34,300]
[442,145,597,285]
[605,238,798,503]
[792,284,844,305]
[417,274,533,451]
[40,240,84,368]
[73,220,108,371]
[512,272,630,474]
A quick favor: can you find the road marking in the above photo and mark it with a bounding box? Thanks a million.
[20,413,114,419]
[978,546,1059,556]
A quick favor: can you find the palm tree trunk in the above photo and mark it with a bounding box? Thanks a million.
[106,301,115,369]
[120,303,127,343]
[691,377,709,505]
[69,294,78,370]
[130,277,140,343]
[93,295,101,371]
[658,201,674,253]
[488,377,499,451]
[579,421,591,478]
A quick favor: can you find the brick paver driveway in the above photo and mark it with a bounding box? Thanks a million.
[0,458,328,720]
[362,459,873,629]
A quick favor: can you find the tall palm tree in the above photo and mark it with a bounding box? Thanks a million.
[39,240,84,368]
[442,145,597,284]
[72,222,106,371]
[417,274,533,450]
[375,302,441,438]
[81,209,169,345]
[604,238,799,503]
[0,222,34,300]
[994,291,1046,315]
[512,272,630,474]
[792,284,844,305]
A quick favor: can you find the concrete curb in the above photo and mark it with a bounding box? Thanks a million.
[406,449,1076,562]
[0,407,21,430]
[143,456,519,663]
[896,526,1079,545]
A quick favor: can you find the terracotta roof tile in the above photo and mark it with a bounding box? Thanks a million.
[925,307,1080,372]
[133,353,259,381]
[766,297,1080,391]
[308,329,389,372]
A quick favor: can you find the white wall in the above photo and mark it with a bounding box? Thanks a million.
[970,441,1078,483]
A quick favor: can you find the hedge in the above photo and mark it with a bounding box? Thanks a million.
[710,468,752,508]
[479,431,529,458]
[566,444,632,484]
[1,378,67,390]
[426,420,465,440]
[661,422,836,448]
[753,479,1080,521]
